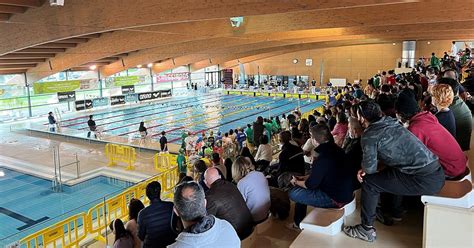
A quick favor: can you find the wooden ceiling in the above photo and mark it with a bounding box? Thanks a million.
[0,0,472,79]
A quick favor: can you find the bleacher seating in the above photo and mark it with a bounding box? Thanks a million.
[299,197,356,236]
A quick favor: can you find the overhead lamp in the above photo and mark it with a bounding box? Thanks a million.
[89,65,97,70]
[147,63,153,68]
[137,64,142,68]
[427,41,431,45]
[392,43,396,46]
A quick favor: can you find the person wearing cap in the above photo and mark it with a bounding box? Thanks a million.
[396,89,467,179]
[438,77,472,151]
[343,100,444,242]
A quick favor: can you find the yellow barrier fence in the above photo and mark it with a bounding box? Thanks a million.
[153,152,178,172]
[105,144,136,170]
[20,165,180,247]
[21,213,87,248]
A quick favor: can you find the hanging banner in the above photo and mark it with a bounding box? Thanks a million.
[33,79,99,94]
[156,73,190,83]
[138,91,161,101]
[92,97,109,107]
[110,95,126,105]
[57,91,76,102]
[35,81,81,94]
[121,85,135,94]
[112,76,141,87]
[75,99,93,111]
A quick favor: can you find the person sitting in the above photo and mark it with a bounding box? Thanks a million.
[277,131,305,175]
[211,152,227,179]
[343,100,445,242]
[87,115,97,138]
[431,84,457,137]
[331,112,349,147]
[204,167,255,240]
[110,219,134,248]
[287,124,354,230]
[395,89,467,179]
[137,181,177,248]
[240,146,256,165]
[126,199,145,248]
[342,117,363,189]
[169,181,240,248]
[254,135,273,171]
[139,122,147,137]
[232,157,271,223]
[438,77,472,151]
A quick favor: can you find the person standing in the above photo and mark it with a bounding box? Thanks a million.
[137,181,177,247]
[430,52,441,71]
[253,116,265,148]
[245,124,254,148]
[159,131,168,152]
[48,112,57,132]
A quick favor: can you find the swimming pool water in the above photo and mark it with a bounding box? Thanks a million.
[0,167,134,245]
[58,93,323,143]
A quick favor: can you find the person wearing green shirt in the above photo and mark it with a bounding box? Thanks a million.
[181,131,188,149]
[177,148,187,175]
[430,52,441,70]
[245,124,253,145]
[271,117,280,133]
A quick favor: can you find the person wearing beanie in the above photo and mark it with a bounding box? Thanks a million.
[396,90,467,178]
[438,77,472,151]
[343,100,444,242]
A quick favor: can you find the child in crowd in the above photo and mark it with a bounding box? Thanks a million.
[331,112,349,147]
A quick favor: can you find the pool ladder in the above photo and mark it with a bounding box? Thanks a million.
[51,146,81,192]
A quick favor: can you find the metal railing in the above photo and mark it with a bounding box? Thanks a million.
[52,146,81,192]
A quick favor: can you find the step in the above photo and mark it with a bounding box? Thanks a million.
[299,197,356,236]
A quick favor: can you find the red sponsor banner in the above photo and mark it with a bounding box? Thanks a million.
[156,72,190,83]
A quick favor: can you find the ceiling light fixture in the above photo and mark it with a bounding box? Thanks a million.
[89,65,97,70]
[427,41,431,45]
[147,63,153,68]
[392,43,396,46]
[137,64,142,68]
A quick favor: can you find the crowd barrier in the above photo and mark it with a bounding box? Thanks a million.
[20,165,180,247]
[105,144,136,170]
[20,213,87,248]
[153,152,178,172]
[226,89,328,101]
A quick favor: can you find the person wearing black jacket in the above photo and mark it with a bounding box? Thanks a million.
[287,124,354,230]
[252,116,265,147]
[137,181,177,248]
[278,131,305,175]
[204,168,255,240]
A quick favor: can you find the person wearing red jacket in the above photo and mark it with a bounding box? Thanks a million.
[395,89,467,178]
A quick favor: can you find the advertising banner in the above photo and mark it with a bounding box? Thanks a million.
[92,97,109,107]
[125,93,138,103]
[112,76,141,87]
[121,85,135,94]
[35,81,81,94]
[160,89,172,97]
[57,91,76,102]
[156,73,190,83]
[221,69,233,84]
[75,99,93,111]
[110,95,126,105]
[138,91,161,101]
